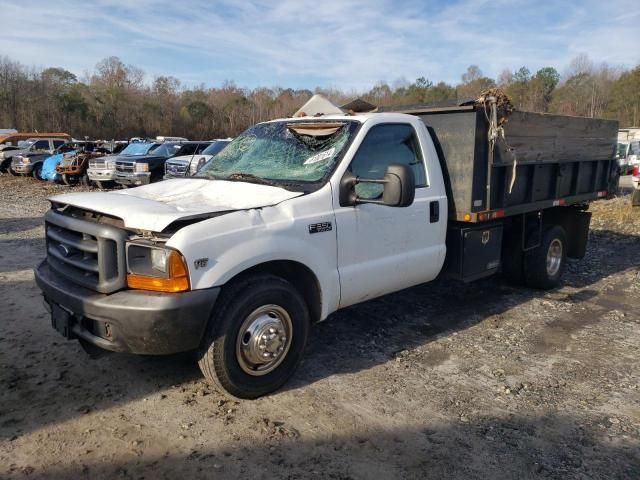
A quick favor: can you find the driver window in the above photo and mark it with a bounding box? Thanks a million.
[350,124,427,199]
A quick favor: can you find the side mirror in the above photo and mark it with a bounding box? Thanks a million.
[340,163,415,207]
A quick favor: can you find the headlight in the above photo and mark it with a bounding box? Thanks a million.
[190,157,207,174]
[126,243,190,292]
[135,163,149,172]
[22,157,30,164]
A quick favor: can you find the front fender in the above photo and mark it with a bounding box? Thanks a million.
[166,200,339,320]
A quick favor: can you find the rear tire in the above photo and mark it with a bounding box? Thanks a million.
[524,225,567,289]
[197,274,310,399]
[61,174,71,185]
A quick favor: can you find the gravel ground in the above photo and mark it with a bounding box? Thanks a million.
[0,174,639,479]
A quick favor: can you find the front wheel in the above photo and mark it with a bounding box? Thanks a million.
[32,164,43,180]
[198,274,310,399]
[524,225,567,289]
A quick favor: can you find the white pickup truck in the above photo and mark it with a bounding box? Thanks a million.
[35,97,618,398]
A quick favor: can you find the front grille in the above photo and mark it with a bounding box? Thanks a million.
[45,210,127,293]
[90,159,106,168]
[116,161,135,173]
[165,161,187,176]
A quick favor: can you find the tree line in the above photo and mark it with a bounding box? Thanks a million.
[0,54,638,140]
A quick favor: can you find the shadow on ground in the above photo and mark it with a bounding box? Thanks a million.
[7,413,639,479]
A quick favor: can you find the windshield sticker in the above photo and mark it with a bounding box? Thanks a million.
[304,147,336,165]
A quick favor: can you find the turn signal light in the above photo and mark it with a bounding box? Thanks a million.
[127,251,190,292]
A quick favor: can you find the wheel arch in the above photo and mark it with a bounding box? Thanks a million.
[223,260,323,324]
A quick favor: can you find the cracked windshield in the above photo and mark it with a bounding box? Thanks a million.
[195,120,358,183]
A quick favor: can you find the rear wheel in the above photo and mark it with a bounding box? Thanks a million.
[524,225,567,289]
[197,274,310,399]
[61,174,71,185]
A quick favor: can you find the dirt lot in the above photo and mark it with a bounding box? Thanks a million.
[0,175,638,479]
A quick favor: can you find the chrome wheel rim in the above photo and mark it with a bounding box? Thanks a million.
[546,238,563,277]
[236,304,292,376]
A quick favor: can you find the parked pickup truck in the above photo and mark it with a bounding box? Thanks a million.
[13,143,82,179]
[114,142,183,186]
[34,95,618,398]
[164,140,231,179]
[1,137,69,173]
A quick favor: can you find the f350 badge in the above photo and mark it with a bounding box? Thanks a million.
[308,222,332,234]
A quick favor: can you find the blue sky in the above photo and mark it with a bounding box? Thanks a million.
[0,0,638,90]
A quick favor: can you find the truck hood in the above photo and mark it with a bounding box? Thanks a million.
[48,178,304,232]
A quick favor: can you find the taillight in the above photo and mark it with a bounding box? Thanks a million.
[633,165,639,177]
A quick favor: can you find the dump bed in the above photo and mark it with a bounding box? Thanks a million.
[397,105,618,222]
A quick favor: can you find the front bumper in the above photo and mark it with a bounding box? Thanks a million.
[12,163,33,174]
[35,260,219,355]
[87,168,116,182]
[163,172,187,179]
[115,172,152,186]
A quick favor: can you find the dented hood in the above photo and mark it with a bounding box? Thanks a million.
[49,178,303,231]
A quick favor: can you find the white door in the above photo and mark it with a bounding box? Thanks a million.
[333,123,445,308]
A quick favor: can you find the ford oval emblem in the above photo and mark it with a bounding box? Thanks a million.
[58,244,71,257]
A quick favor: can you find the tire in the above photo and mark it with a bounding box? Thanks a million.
[197,273,310,399]
[32,164,43,180]
[61,174,71,185]
[524,225,567,290]
[8,168,19,176]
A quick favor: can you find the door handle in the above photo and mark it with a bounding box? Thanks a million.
[430,200,439,223]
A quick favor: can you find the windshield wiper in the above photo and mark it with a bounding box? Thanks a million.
[224,172,277,186]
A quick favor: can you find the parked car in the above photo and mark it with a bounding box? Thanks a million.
[0,144,21,167]
[627,140,640,171]
[35,95,619,398]
[7,139,71,177]
[632,165,640,206]
[114,142,183,186]
[85,141,128,188]
[164,140,231,179]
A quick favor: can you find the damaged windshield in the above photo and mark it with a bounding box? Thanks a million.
[195,120,359,185]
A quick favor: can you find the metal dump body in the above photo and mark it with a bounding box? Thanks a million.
[396,105,618,222]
